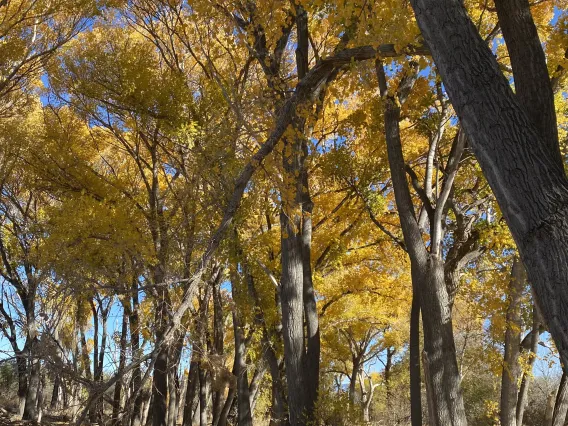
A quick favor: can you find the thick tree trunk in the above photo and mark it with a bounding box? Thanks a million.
[385,348,394,409]
[376,60,466,426]
[409,0,568,372]
[264,334,287,426]
[234,318,253,426]
[16,350,27,417]
[500,259,525,426]
[217,386,236,426]
[211,283,225,426]
[152,264,170,426]
[23,351,40,421]
[552,372,568,426]
[50,375,60,410]
[23,295,40,423]
[198,364,208,426]
[280,204,307,426]
[231,276,253,426]
[409,292,422,426]
[493,0,561,169]
[182,352,199,426]
[420,257,467,426]
[349,356,362,405]
[166,338,183,426]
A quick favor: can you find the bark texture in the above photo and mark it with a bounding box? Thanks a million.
[500,259,525,426]
[409,0,568,372]
[376,60,466,426]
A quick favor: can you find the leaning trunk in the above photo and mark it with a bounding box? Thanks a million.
[376,60,466,426]
[409,0,568,374]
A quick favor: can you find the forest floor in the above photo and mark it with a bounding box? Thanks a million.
[0,410,68,426]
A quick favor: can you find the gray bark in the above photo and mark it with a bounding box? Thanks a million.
[552,372,568,426]
[130,279,143,426]
[376,60,467,426]
[500,259,525,426]
[112,305,129,426]
[233,310,253,426]
[409,292,422,426]
[516,306,541,426]
[409,0,568,374]
[493,0,562,169]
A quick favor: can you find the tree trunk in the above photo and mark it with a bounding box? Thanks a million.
[420,257,467,426]
[130,281,143,426]
[16,350,27,418]
[248,364,266,415]
[198,364,208,426]
[493,0,561,169]
[552,372,568,426]
[50,375,60,410]
[409,0,568,373]
[376,60,466,426]
[217,386,236,426]
[516,306,541,426]
[23,351,40,422]
[280,203,307,426]
[409,293,422,426]
[182,352,199,426]
[349,356,362,405]
[112,305,129,426]
[211,283,225,426]
[232,309,252,426]
[22,292,40,422]
[167,338,183,426]
[264,334,287,426]
[385,347,395,413]
[500,258,525,426]
[152,263,170,426]
[546,390,556,426]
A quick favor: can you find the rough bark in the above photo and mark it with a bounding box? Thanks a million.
[264,333,287,426]
[23,350,40,421]
[198,364,208,426]
[500,258,525,426]
[421,257,467,426]
[211,282,225,426]
[23,292,40,422]
[376,60,466,426]
[166,337,183,426]
[349,355,362,405]
[409,293,422,426]
[233,309,253,426]
[280,203,306,426]
[152,265,169,426]
[552,372,568,426]
[409,0,568,372]
[181,352,199,426]
[493,0,562,169]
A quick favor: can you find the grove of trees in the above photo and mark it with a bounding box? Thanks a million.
[0,0,567,425]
